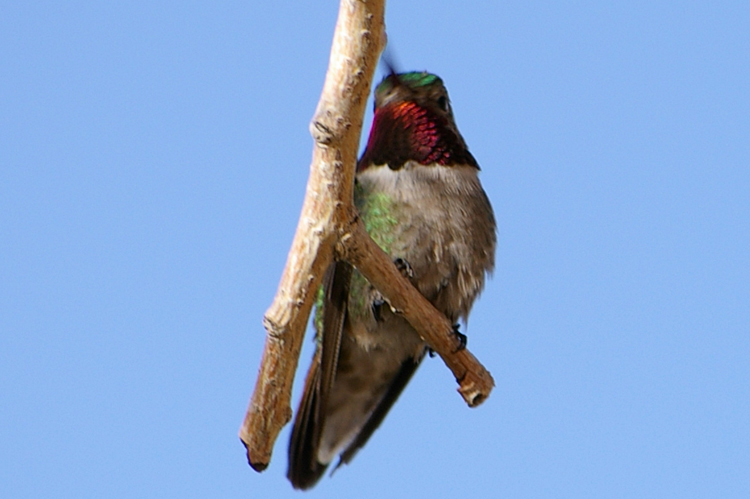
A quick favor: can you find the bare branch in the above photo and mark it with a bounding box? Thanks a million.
[341,220,495,407]
[239,0,386,472]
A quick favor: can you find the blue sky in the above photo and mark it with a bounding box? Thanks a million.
[2,1,748,497]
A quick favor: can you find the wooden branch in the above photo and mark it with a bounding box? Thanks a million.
[239,0,494,474]
[239,0,386,472]
[340,220,495,407]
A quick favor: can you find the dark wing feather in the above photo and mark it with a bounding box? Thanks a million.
[287,261,352,490]
[286,352,324,489]
[318,262,352,421]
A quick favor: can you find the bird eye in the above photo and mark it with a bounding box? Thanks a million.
[437,95,449,112]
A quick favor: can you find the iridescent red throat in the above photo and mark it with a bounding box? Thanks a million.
[357,101,478,171]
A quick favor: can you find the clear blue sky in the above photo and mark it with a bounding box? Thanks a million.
[2,2,748,497]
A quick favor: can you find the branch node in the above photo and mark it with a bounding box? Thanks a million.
[262,316,281,338]
[311,120,335,145]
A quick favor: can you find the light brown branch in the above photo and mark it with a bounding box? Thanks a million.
[341,221,495,407]
[240,0,494,473]
[239,0,386,472]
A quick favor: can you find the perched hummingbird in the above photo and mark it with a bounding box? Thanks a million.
[288,71,496,489]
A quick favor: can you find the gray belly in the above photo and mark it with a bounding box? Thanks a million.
[350,162,496,347]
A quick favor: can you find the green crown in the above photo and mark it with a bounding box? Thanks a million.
[376,71,442,94]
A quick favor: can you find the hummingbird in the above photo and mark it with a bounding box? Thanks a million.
[287,71,496,489]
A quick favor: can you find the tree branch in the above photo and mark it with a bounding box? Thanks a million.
[238,0,386,472]
[239,0,493,473]
[340,220,495,407]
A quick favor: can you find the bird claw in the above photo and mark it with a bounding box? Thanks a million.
[393,257,414,279]
[371,298,386,322]
[452,324,467,352]
[428,326,466,357]
[370,258,413,323]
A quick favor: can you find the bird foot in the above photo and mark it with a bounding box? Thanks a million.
[451,324,467,352]
[371,298,386,322]
[371,258,414,322]
[393,257,414,279]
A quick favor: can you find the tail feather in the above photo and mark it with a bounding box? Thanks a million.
[287,354,328,490]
